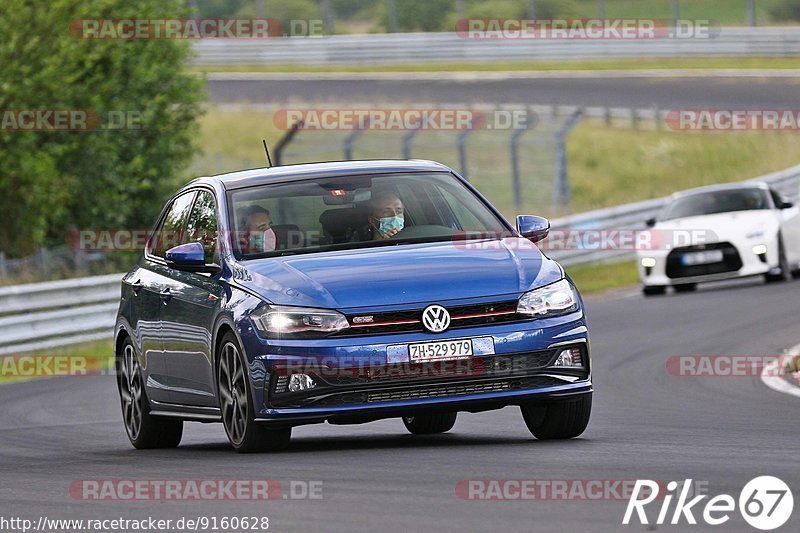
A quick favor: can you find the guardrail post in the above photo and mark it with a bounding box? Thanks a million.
[553,109,583,211]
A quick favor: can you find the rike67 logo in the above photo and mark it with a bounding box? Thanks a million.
[623,477,793,530]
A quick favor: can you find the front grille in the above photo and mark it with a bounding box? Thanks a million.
[665,242,743,279]
[338,299,522,336]
[305,376,567,407]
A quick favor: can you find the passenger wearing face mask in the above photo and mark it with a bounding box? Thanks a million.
[368,192,405,240]
[239,205,277,253]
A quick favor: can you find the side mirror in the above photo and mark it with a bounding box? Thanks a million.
[516,215,550,243]
[645,217,657,227]
[780,201,794,209]
[165,242,221,274]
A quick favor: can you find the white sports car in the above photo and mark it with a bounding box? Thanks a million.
[637,182,800,295]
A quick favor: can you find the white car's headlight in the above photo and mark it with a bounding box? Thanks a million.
[251,305,349,336]
[517,279,579,318]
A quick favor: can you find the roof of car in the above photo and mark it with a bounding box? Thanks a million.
[671,181,770,198]
[192,159,453,191]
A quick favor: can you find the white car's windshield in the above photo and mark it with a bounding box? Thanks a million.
[228,172,512,259]
[661,188,770,221]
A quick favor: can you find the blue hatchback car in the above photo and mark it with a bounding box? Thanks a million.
[115,160,592,452]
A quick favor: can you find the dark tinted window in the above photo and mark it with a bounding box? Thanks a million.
[661,188,769,221]
[149,191,196,258]
[183,190,218,263]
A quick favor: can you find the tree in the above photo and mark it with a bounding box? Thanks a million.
[0,0,205,256]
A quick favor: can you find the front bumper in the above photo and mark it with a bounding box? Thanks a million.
[237,310,590,424]
[637,238,776,286]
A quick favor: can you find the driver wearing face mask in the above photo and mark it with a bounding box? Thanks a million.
[368,192,405,240]
[239,205,277,253]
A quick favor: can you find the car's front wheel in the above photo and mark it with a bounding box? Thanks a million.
[402,412,457,434]
[642,285,666,296]
[520,394,592,440]
[117,337,183,449]
[217,332,291,453]
[765,237,790,283]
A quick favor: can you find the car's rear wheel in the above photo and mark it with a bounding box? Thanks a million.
[765,238,790,283]
[117,337,183,449]
[402,412,457,434]
[520,394,592,440]
[642,285,666,296]
[217,332,291,453]
[673,283,697,293]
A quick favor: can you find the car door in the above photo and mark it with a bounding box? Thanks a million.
[159,189,224,407]
[771,188,800,264]
[131,191,197,404]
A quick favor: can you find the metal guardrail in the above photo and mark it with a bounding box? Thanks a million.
[0,274,122,355]
[550,163,800,266]
[0,164,798,353]
[193,28,800,65]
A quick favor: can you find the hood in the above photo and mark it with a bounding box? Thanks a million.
[234,238,563,309]
[652,210,779,247]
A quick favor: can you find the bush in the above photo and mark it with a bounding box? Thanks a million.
[0,0,204,256]
[770,0,800,20]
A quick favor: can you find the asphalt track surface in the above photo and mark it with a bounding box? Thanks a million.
[207,72,800,109]
[1,277,798,532]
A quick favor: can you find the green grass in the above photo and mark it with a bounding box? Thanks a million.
[193,57,800,74]
[566,259,639,294]
[194,108,800,219]
[0,339,114,384]
[571,0,786,25]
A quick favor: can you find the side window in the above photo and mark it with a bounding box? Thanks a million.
[184,191,218,264]
[149,192,196,258]
[770,189,784,208]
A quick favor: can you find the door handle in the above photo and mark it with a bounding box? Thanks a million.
[160,287,172,303]
[132,280,143,296]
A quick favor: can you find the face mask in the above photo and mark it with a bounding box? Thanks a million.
[377,216,404,235]
[249,228,276,252]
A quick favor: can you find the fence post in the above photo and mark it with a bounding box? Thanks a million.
[553,109,583,211]
[596,0,605,18]
[274,120,304,166]
[38,247,49,278]
[509,109,535,212]
[388,0,398,32]
[343,118,369,160]
[671,0,680,24]
[456,129,472,180]
[322,0,334,35]
[747,0,757,27]
[402,126,422,159]
[527,0,536,18]
[0,251,6,281]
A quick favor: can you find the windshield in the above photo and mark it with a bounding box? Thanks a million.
[660,188,770,221]
[228,172,512,259]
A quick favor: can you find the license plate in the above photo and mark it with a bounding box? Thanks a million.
[408,339,473,362]
[681,250,724,266]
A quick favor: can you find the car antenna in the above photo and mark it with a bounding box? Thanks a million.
[262,139,273,167]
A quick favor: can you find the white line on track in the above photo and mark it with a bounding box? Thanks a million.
[761,342,800,398]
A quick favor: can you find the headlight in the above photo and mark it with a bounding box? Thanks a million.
[517,279,578,318]
[251,305,349,336]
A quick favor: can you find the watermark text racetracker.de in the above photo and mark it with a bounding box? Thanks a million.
[667,109,800,131]
[69,479,322,501]
[273,107,535,131]
[69,18,324,39]
[455,18,719,40]
[1,110,143,131]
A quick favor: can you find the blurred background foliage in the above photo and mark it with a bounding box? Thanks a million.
[0,0,204,257]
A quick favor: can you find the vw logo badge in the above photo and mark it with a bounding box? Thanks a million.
[422,305,450,333]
